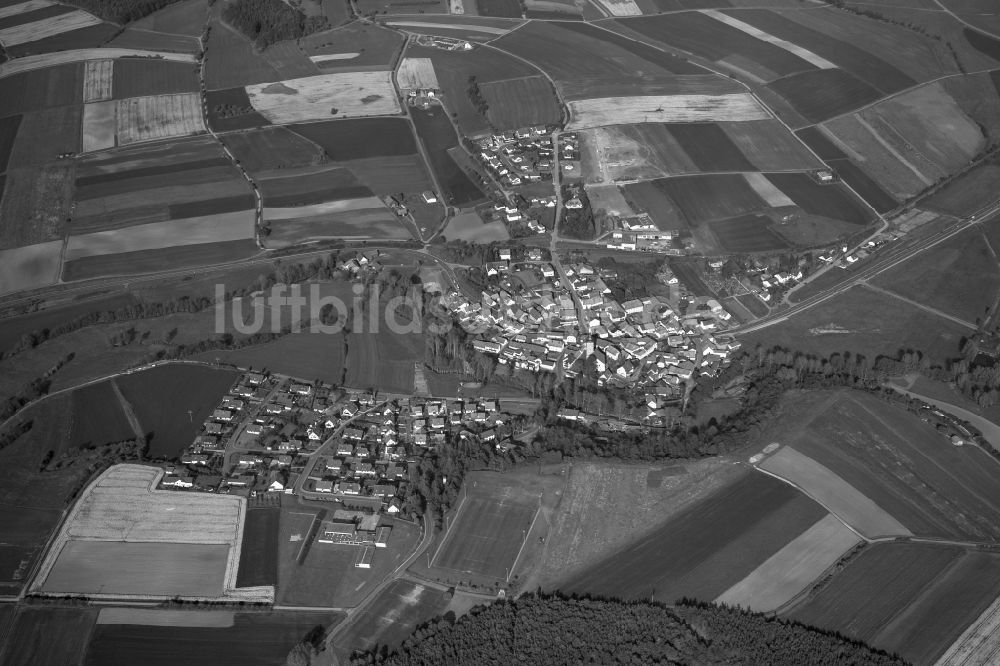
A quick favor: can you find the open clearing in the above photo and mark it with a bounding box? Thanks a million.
[116,93,205,145]
[0,240,62,296]
[0,8,101,46]
[715,513,860,612]
[567,94,769,130]
[66,210,254,259]
[396,57,439,89]
[245,72,401,124]
[433,494,538,580]
[760,389,1000,542]
[561,470,826,604]
[83,58,112,102]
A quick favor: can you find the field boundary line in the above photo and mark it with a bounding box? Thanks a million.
[860,281,976,329]
[507,495,542,582]
[429,489,468,569]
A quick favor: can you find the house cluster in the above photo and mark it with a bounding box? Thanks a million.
[474,126,555,189]
[415,34,472,51]
[447,256,739,405]
[604,215,678,253]
[317,511,392,569]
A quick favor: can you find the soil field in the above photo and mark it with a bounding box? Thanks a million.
[341,154,434,194]
[763,389,1000,542]
[666,122,756,172]
[654,174,766,224]
[768,68,883,126]
[221,127,326,172]
[722,119,822,171]
[85,611,338,666]
[434,495,537,579]
[561,471,826,604]
[300,22,404,70]
[289,117,417,160]
[0,606,97,666]
[923,161,1000,217]
[68,380,134,448]
[236,505,279,588]
[334,579,450,662]
[112,58,200,98]
[788,543,968,650]
[203,17,281,90]
[965,27,1000,61]
[621,181,689,232]
[193,331,348,384]
[0,62,80,116]
[116,364,238,458]
[567,93,768,130]
[62,238,259,281]
[618,11,817,81]
[0,163,74,248]
[245,71,401,124]
[765,172,872,225]
[479,75,562,130]
[205,87,271,132]
[410,105,484,207]
[709,214,790,252]
[871,226,1000,324]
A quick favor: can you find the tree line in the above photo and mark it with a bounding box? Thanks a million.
[64,0,182,24]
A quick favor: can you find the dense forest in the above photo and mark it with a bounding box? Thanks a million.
[222,0,328,49]
[64,0,182,23]
[349,594,906,665]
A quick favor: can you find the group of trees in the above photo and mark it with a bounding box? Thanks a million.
[466,76,489,118]
[558,186,596,240]
[64,0,180,24]
[222,0,328,49]
[349,593,905,665]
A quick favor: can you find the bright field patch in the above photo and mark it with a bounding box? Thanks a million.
[0,8,101,46]
[567,94,769,130]
[66,210,254,259]
[82,100,116,152]
[715,513,861,612]
[245,72,401,124]
[0,48,196,77]
[0,240,62,296]
[396,57,438,89]
[82,58,112,102]
[116,93,205,145]
[434,496,538,579]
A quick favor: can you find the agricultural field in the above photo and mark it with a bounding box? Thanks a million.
[300,22,404,70]
[61,239,260,281]
[794,126,900,212]
[257,165,372,207]
[357,0,447,13]
[236,505,280,588]
[0,606,98,666]
[561,470,827,604]
[433,493,538,580]
[264,208,411,248]
[116,364,238,458]
[0,241,63,296]
[244,72,402,124]
[0,5,103,48]
[759,389,1000,541]
[203,16,281,90]
[7,103,81,168]
[193,331,348,385]
[221,126,326,172]
[343,329,425,394]
[0,160,75,248]
[396,56,439,90]
[68,380,135,448]
[410,105,484,207]
[707,214,790,253]
[112,59,200,98]
[651,174,766,224]
[444,210,509,242]
[763,172,872,225]
[871,226,1000,324]
[768,68,884,126]
[567,93,769,131]
[288,117,418,160]
[129,0,209,37]
[85,610,339,666]
[478,75,562,130]
[923,160,1000,217]
[115,93,205,145]
[83,58,112,102]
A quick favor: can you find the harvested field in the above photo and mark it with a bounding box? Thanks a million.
[0,8,101,47]
[566,93,769,130]
[1,607,97,666]
[410,105,484,206]
[0,164,74,247]
[82,58,112,102]
[222,126,326,171]
[85,611,339,666]
[765,172,873,225]
[6,103,81,168]
[769,69,883,126]
[236,506,279,588]
[763,389,1000,542]
[82,100,116,152]
[434,495,538,579]
[709,214,790,252]
[562,471,826,604]
[715,513,861,612]
[245,72,401,124]
[703,9,836,69]
[0,240,61,296]
[62,238,259,281]
[257,166,372,206]
[587,124,698,180]
[872,226,1000,324]
[722,120,822,171]
[66,210,253,259]
[396,57,439,90]
[112,58,200,98]
[924,162,1000,217]
[289,117,417,160]
[479,75,562,130]
[0,48,195,78]
[342,154,434,194]
[653,174,765,224]
[205,86,270,131]
[822,115,929,199]
[4,22,119,57]
[759,446,910,539]
[743,172,794,207]
[117,364,239,459]
[116,93,205,145]
[203,18,280,90]
[788,543,965,647]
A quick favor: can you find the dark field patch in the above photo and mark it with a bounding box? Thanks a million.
[923,161,1000,217]
[620,11,816,79]
[765,172,872,225]
[0,114,21,173]
[0,175,5,204]
[558,20,705,75]
[562,471,826,604]
[236,506,279,587]
[342,154,434,194]
[476,0,521,16]
[112,58,200,98]
[116,364,238,459]
[964,27,1000,61]
[6,104,81,169]
[289,118,417,160]
[168,194,254,219]
[85,611,338,666]
[665,123,756,172]
[222,127,326,172]
[4,23,119,58]
[479,75,562,131]
[62,239,259,283]
[769,69,883,125]
[74,158,233,195]
[827,158,898,214]
[0,63,81,117]
[654,174,765,224]
[2,607,97,666]
[206,87,271,132]
[794,126,846,160]
[710,214,789,252]
[0,4,73,30]
[411,105,484,207]
[259,168,373,207]
[69,380,135,448]
[728,9,917,93]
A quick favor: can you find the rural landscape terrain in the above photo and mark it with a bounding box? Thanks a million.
[0,0,999,664]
